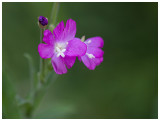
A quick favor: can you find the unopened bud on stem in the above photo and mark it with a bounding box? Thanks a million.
[81,36,85,42]
[38,16,48,28]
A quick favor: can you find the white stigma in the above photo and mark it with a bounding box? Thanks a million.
[55,43,67,58]
[87,40,92,44]
[86,53,95,59]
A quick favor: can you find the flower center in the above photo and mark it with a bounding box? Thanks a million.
[86,53,95,59]
[55,42,68,58]
[87,40,92,44]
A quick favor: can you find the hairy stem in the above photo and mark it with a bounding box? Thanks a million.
[39,28,45,83]
[34,72,59,110]
[25,3,60,118]
[49,2,60,26]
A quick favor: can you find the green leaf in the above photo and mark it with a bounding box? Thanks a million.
[24,53,35,86]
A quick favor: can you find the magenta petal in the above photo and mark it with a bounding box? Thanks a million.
[43,29,55,45]
[53,19,76,42]
[87,47,104,58]
[64,56,76,69]
[53,21,65,41]
[81,55,96,70]
[64,19,76,41]
[78,56,81,61]
[51,55,67,74]
[81,55,103,70]
[38,43,54,59]
[93,57,103,66]
[85,37,104,48]
[65,38,87,56]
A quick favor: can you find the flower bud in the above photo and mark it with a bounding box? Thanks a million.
[38,16,48,28]
[81,36,85,42]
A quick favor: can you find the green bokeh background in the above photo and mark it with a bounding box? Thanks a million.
[2,2,158,119]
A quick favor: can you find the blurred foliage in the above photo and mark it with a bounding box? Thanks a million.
[2,2,158,119]
[2,67,21,118]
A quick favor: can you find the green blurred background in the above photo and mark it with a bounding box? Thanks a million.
[2,2,158,119]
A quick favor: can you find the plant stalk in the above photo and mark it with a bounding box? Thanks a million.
[25,3,60,118]
[49,2,60,26]
[39,28,45,83]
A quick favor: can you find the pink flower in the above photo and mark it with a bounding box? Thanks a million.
[38,19,87,74]
[79,37,104,70]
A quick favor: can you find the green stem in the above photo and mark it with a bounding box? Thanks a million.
[39,28,45,83]
[49,2,60,26]
[24,3,60,118]
[34,72,59,109]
